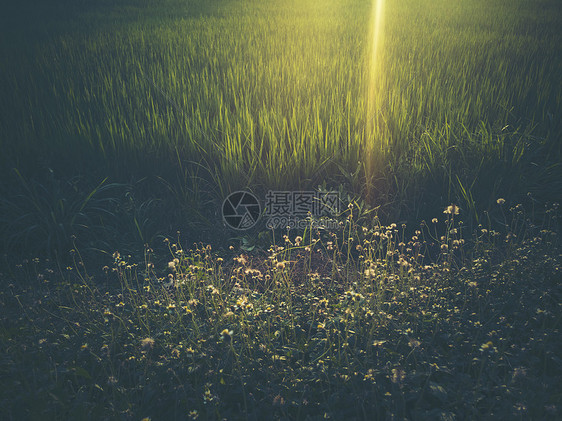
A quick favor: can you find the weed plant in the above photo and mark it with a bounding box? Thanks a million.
[1,202,559,419]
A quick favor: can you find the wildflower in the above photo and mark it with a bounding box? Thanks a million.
[188,410,199,420]
[514,403,527,413]
[275,261,286,270]
[408,338,421,348]
[234,255,247,265]
[244,268,262,277]
[206,285,219,295]
[398,257,410,268]
[273,394,285,406]
[220,329,233,342]
[512,367,527,382]
[141,337,155,351]
[432,218,438,224]
[364,369,376,382]
[479,341,495,352]
[391,368,405,385]
[203,386,216,404]
[443,204,460,215]
[101,344,110,357]
[497,198,505,205]
[235,295,253,311]
[364,266,376,279]
[294,236,303,246]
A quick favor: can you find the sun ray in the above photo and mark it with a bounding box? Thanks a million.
[364,0,386,203]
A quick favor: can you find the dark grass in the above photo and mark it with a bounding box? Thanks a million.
[1,0,561,258]
[1,207,560,420]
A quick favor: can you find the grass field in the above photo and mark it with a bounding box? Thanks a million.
[1,0,561,250]
[0,0,561,419]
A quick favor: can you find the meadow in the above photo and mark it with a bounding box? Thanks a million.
[0,0,561,419]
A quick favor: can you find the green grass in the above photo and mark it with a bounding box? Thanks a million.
[1,0,561,250]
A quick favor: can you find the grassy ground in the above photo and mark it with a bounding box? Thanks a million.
[0,0,561,419]
[1,0,561,257]
[1,203,560,419]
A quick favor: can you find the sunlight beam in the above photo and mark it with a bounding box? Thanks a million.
[365,0,386,203]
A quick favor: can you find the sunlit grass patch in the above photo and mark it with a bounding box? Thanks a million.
[1,0,560,239]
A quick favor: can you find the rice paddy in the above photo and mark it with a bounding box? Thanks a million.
[0,0,561,419]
